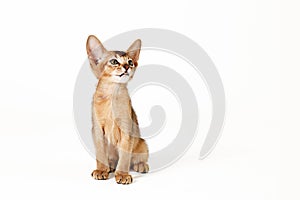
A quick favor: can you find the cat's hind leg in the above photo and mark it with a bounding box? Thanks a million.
[131,138,149,173]
[108,143,118,173]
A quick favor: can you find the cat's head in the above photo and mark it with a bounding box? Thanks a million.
[86,35,141,83]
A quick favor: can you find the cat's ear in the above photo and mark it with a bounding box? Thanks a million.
[127,39,141,64]
[86,35,107,78]
[86,35,107,64]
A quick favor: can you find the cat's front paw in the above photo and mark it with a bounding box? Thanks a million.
[133,162,149,173]
[115,171,133,184]
[91,169,109,180]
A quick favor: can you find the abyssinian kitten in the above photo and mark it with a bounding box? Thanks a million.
[86,35,149,184]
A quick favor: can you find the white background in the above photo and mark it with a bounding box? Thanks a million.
[0,0,298,199]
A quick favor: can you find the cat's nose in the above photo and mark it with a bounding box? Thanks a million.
[123,64,129,71]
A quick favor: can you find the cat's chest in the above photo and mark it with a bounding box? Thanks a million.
[93,94,132,128]
[93,95,132,145]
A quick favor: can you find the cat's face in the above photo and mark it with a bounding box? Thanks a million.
[86,35,141,83]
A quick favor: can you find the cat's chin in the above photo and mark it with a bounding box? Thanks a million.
[110,75,130,84]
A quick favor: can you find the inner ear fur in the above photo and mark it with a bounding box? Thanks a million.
[127,39,141,65]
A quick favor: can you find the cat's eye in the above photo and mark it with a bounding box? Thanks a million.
[109,59,119,65]
[128,60,133,66]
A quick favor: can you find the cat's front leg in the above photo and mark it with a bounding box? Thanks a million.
[115,134,134,184]
[91,123,110,180]
[91,161,110,180]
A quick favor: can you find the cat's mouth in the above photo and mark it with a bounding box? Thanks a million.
[117,72,129,77]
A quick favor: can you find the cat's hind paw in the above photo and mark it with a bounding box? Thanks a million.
[133,162,149,173]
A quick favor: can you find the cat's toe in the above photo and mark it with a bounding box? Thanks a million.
[133,162,149,173]
[115,172,133,184]
[91,169,109,180]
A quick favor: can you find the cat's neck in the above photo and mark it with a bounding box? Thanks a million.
[94,78,128,100]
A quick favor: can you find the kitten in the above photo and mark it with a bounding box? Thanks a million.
[86,35,149,184]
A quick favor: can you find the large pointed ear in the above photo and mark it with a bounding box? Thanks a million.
[127,39,141,65]
[86,35,107,78]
